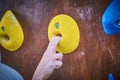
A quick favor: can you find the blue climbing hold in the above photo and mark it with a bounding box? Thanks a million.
[108,73,115,80]
[102,0,120,34]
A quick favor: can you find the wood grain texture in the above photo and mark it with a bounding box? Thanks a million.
[0,0,120,80]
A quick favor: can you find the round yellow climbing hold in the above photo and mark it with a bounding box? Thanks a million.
[48,14,80,54]
[0,10,24,51]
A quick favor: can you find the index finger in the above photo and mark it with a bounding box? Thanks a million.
[47,36,61,53]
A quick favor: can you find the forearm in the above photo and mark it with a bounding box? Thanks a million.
[32,61,48,80]
[32,73,44,80]
[32,73,46,80]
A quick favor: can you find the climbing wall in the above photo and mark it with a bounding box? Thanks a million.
[0,0,120,80]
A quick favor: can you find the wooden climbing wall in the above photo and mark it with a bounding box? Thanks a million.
[0,0,120,80]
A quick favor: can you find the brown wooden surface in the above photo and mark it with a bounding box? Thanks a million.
[0,0,120,80]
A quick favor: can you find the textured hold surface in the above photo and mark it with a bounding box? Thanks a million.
[0,10,24,51]
[48,14,80,54]
[0,0,120,80]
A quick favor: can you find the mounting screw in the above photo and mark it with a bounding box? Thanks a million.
[116,20,120,26]
[55,23,59,29]
[1,26,5,32]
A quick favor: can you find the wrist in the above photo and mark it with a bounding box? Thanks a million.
[32,72,45,80]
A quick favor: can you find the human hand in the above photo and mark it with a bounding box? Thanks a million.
[32,36,63,80]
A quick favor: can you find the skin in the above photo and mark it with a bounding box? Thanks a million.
[32,36,63,80]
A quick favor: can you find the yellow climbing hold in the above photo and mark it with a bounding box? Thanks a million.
[0,10,24,51]
[48,14,80,54]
